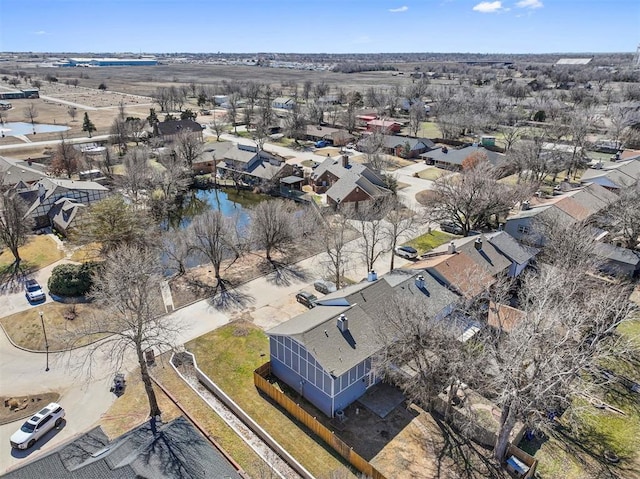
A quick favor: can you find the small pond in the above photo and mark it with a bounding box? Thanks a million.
[0,121,70,137]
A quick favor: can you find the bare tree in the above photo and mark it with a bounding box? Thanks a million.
[318,213,352,289]
[0,185,32,270]
[23,103,38,126]
[479,266,634,461]
[425,162,526,235]
[67,106,78,122]
[358,130,388,172]
[49,135,79,179]
[210,112,229,141]
[345,202,390,272]
[187,210,240,285]
[173,130,203,169]
[607,103,640,148]
[598,184,640,249]
[120,148,152,205]
[283,102,308,144]
[384,199,419,271]
[78,245,182,418]
[227,93,240,134]
[408,102,426,137]
[161,230,190,277]
[250,199,297,263]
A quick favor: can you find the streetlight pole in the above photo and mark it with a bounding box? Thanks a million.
[39,311,49,372]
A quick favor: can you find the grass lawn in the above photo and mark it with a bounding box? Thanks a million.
[69,243,103,262]
[417,167,450,181]
[0,302,106,351]
[186,322,355,479]
[111,159,165,176]
[418,121,442,139]
[405,230,456,254]
[526,320,640,479]
[498,173,521,186]
[0,235,64,274]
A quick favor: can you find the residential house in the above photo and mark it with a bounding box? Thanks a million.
[428,232,536,279]
[304,125,355,146]
[594,242,640,278]
[154,119,203,143]
[310,155,391,207]
[380,135,435,159]
[504,183,618,244]
[0,155,47,187]
[272,97,296,110]
[580,159,640,190]
[0,416,243,479]
[409,251,497,299]
[420,145,504,170]
[217,143,295,185]
[17,177,108,231]
[196,141,235,174]
[366,119,402,133]
[267,270,459,417]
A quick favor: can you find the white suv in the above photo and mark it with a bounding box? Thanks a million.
[10,402,65,449]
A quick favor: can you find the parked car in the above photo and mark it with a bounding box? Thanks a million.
[346,143,356,149]
[440,221,463,235]
[394,245,419,259]
[313,280,337,295]
[295,291,318,308]
[314,140,329,148]
[10,403,65,449]
[25,279,46,303]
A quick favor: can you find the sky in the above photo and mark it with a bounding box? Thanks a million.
[0,0,638,54]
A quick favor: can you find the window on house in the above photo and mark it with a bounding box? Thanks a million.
[517,225,530,234]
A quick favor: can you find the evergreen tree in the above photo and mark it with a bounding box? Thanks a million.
[82,112,96,138]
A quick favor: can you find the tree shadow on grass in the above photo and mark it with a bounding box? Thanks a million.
[259,259,310,287]
[0,262,35,294]
[431,415,507,479]
[549,419,629,479]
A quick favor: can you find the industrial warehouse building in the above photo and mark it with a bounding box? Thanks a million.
[57,57,158,67]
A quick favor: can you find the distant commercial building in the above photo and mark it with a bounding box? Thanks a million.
[59,57,158,67]
[0,89,39,100]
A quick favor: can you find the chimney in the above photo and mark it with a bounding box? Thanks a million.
[447,242,456,254]
[367,270,378,282]
[441,146,448,154]
[337,314,348,333]
[474,238,483,251]
[415,274,425,289]
[38,182,46,198]
[521,200,530,211]
[342,154,349,168]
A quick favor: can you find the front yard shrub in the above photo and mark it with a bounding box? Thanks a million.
[48,262,100,297]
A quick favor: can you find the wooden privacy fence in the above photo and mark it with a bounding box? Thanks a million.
[254,362,387,479]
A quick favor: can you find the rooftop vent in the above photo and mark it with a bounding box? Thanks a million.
[367,270,378,282]
[474,238,483,251]
[447,242,456,254]
[337,314,348,333]
[521,200,530,211]
[415,274,425,289]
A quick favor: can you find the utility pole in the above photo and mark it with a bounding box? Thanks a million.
[39,311,50,372]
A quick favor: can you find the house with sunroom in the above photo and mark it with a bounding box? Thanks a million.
[266,270,459,417]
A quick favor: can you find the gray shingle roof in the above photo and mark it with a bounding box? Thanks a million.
[268,271,458,376]
[1,417,242,479]
[486,231,537,265]
[594,242,640,266]
[420,145,503,166]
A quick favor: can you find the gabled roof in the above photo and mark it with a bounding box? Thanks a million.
[221,144,259,164]
[156,119,202,136]
[486,231,537,265]
[410,252,495,298]
[381,135,435,150]
[420,145,503,167]
[580,159,640,189]
[594,242,640,266]
[432,235,512,276]
[268,270,458,376]
[272,97,295,104]
[0,156,45,186]
[1,417,242,479]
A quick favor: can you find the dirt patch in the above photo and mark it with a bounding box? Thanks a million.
[0,392,60,425]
